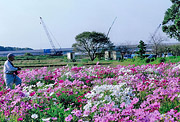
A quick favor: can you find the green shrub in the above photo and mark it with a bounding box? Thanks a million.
[169,56,176,59]
[24,53,33,56]
[76,63,84,67]
[132,58,135,62]
[63,56,68,62]
[145,58,150,63]
[151,58,155,62]
[94,57,100,62]
[159,58,166,63]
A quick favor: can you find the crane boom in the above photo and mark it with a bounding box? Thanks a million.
[107,17,117,37]
[151,24,161,40]
[40,17,57,53]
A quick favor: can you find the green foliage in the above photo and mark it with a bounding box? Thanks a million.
[151,58,155,62]
[159,96,180,114]
[137,40,146,59]
[81,58,89,63]
[24,53,33,56]
[168,44,180,56]
[145,57,156,63]
[76,63,84,67]
[96,53,104,60]
[162,0,180,41]
[159,58,166,63]
[94,57,100,62]
[145,58,151,63]
[72,31,112,61]
[14,55,64,61]
[24,100,72,122]
[55,90,82,109]
[0,57,7,61]
[63,56,68,62]
[0,46,32,51]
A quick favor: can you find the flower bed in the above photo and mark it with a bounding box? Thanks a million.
[0,62,180,121]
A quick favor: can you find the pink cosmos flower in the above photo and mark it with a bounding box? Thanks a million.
[59,80,64,83]
[131,98,139,105]
[83,110,90,117]
[74,110,82,117]
[78,119,83,122]
[91,105,97,112]
[65,114,73,121]
[51,117,57,120]
[17,118,23,121]
[86,80,90,83]
[120,102,126,108]
[64,108,70,112]
[29,91,36,96]
[45,108,50,110]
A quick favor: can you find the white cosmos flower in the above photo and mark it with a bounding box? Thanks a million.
[54,102,57,105]
[24,92,29,97]
[36,81,44,87]
[42,117,51,121]
[83,83,134,111]
[104,95,111,101]
[52,98,57,101]
[146,68,153,72]
[49,92,54,96]
[99,93,103,98]
[45,84,54,88]
[31,114,38,119]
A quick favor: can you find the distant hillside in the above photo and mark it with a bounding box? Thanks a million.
[0,46,33,51]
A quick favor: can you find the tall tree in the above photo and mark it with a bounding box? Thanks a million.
[149,34,168,57]
[137,40,146,59]
[72,31,112,61]
[162,0,180,41]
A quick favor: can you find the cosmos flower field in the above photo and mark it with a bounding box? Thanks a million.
[0,62,180,122]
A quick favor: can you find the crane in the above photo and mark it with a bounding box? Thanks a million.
[151,24,161,41]
[107,17,117,37]
[40,17,62,56]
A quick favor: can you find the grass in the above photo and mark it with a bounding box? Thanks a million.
[0,55,180,69]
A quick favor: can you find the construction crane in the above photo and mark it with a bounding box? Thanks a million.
[151,24,161,41]
[107,17,117,37]
[40,17,63,56]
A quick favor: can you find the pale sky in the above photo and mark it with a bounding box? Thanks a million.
[0,0,178,49]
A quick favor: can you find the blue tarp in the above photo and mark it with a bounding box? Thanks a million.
[44,49,51,53]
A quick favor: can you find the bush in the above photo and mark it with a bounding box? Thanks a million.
[94,57,100,62]
[159,58,166,63]
[151,58,155,62]
[63,56,68,62]
[145,58,150,63]
[24,53,33,56]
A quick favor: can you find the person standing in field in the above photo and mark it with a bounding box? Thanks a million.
[3,53,22,89]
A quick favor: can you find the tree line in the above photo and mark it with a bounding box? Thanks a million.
[0,46,33,51]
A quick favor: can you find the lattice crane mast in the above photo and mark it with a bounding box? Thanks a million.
[40,17,62,56]
[151,24,161,40]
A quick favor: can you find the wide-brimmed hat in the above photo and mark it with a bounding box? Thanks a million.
[7,53,15,58]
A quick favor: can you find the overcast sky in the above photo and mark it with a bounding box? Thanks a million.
[0,0,178,49]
